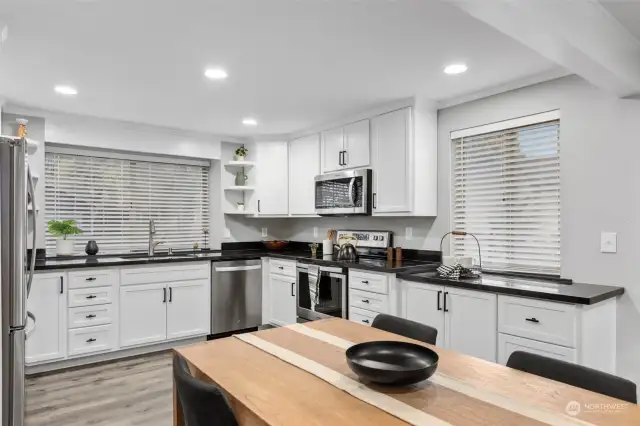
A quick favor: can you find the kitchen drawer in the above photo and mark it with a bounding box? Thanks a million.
[349,289,389,314]
[269,259,296,278]
[68,269,118,289]
[68,325,114,357]
[498,333,577,365]
[498,295,577,347]
[349,270,388,294]
[349,306,379,326]
[68,305,114,329]
[68,286,113,308]
[121,262,209,286]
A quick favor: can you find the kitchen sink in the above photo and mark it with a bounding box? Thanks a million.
[123,253,196,260]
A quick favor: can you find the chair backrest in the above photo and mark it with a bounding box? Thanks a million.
[507,351,637,404]
[371,314,438,345]
[173,354,239,426]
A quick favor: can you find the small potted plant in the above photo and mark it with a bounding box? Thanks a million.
[47,220,83,256]
[235,146,248,161]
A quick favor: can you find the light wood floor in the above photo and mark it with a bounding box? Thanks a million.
[25,352,173,426]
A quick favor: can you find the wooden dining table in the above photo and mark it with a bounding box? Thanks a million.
[174,318,639,425]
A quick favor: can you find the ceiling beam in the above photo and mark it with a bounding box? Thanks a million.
[452,0,640,98]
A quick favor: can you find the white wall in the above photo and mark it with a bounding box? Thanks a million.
[437,75,640,391]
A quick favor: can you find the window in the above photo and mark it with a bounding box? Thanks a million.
[45,148,210,254]
[451,111,560,275]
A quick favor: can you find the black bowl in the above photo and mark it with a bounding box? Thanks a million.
[346,341,439,386]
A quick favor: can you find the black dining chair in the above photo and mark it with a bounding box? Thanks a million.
[173,354,239,426]
[507,351,637,404]
[371,314,438,345]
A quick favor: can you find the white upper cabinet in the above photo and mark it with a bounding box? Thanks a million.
[255,141,289,216]
[371,108,412,214]
[321,127,344,173]
[289,134,320,216]
[343,119,370,169]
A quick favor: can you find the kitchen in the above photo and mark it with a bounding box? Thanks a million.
[1,1,640,425]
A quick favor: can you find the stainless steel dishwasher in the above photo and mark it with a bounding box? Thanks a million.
[211,260,262,334]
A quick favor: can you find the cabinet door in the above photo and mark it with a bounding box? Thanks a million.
[498,333,577,365]
[344,119,370,169]
[445,287,497,362]
[120,283,167,348]
[371,108,411,213]
[269,274,297,326]
[167,280,210,340]
[402,281,445,347]
[26,273,67,364]
[321,127,344,173]
[256,141,289,215]
[289,134,320,215]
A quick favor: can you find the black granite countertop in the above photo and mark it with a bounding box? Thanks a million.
[396,270,624,305]
[35,248,438,274]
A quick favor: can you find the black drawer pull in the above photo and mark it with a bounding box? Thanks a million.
[362,280,369,284]
[362,299,370,304]
[278,266,284,270]
[362,319,370,324]
[86,314,96,319]
[85,277,97,281]
[86,338,96,343]
[525,317,540,323]
[86,295,97,299]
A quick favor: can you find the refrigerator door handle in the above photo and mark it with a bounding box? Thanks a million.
[26,311,36,339]
[27,166,37,298]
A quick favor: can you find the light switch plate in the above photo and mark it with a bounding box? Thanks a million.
[601,232,617,253]
[406,227,413,240]
[261,227,268,238]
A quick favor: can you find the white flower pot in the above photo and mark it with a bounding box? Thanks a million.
[235,155,245,161]
[56,239,74,256]
[237,204,245,212]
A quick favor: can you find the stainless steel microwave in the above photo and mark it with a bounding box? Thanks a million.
[314,168,372,216]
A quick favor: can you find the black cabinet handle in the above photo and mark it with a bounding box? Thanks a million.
[362,319,370,324]
[373,193,377,209]
[86,338,96,343]
[86,314,96,319]
[362,299,370,304]
[443,292,448,312]
[525,317,540,323]
[86,295,96,299]
[163,288,167,303]
[85,277,97,281]
[362,280,369,284]
[437,290,442,311]
[60,277,64,294]
[169,287,173,302]
[278,266,284,270]
[258,200,261,213]
[291,282,295,297]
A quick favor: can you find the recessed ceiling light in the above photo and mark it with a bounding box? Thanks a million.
[54,85,78,96]
[444,63,468,75]
[204,68,228,80]
[242,118,257,126]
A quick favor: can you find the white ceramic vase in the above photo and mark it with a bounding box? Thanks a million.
[56,238,74,256]
[235,155,245,161]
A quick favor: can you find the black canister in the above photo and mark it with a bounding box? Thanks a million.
[85,240,99,256]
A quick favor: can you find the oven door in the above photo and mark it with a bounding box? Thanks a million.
[296,264,347,321]
[314,169,371,216]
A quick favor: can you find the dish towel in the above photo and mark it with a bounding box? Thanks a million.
[308,265,320,310]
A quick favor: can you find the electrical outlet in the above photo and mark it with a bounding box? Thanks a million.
[313,227,318,238]
[601,232,617,253]
[406,227,413,240]
[261,227,268,238]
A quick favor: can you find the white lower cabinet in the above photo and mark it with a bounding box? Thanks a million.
[401,280,497,362]
[166,280,210,340]
[120,283,168,348]
[68,325,115,357]
[26,273,67,364]
[498,333,577,365]
[269,273,296,326]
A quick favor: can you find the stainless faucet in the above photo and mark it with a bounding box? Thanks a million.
[148,219,164,256]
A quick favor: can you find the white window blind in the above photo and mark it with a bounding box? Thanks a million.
[45,151,210,254]
[452,118,560,275]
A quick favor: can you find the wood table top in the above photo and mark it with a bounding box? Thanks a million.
[175,319,639,426]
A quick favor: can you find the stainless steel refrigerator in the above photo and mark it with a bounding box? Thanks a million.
[0,136,37,426]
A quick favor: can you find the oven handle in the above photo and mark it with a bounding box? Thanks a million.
[348,177,355,207]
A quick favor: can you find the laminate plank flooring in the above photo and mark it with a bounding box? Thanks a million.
[25,352,173,426]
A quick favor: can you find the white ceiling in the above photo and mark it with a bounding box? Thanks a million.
[601,1,640,42]
[0,0,562,136]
